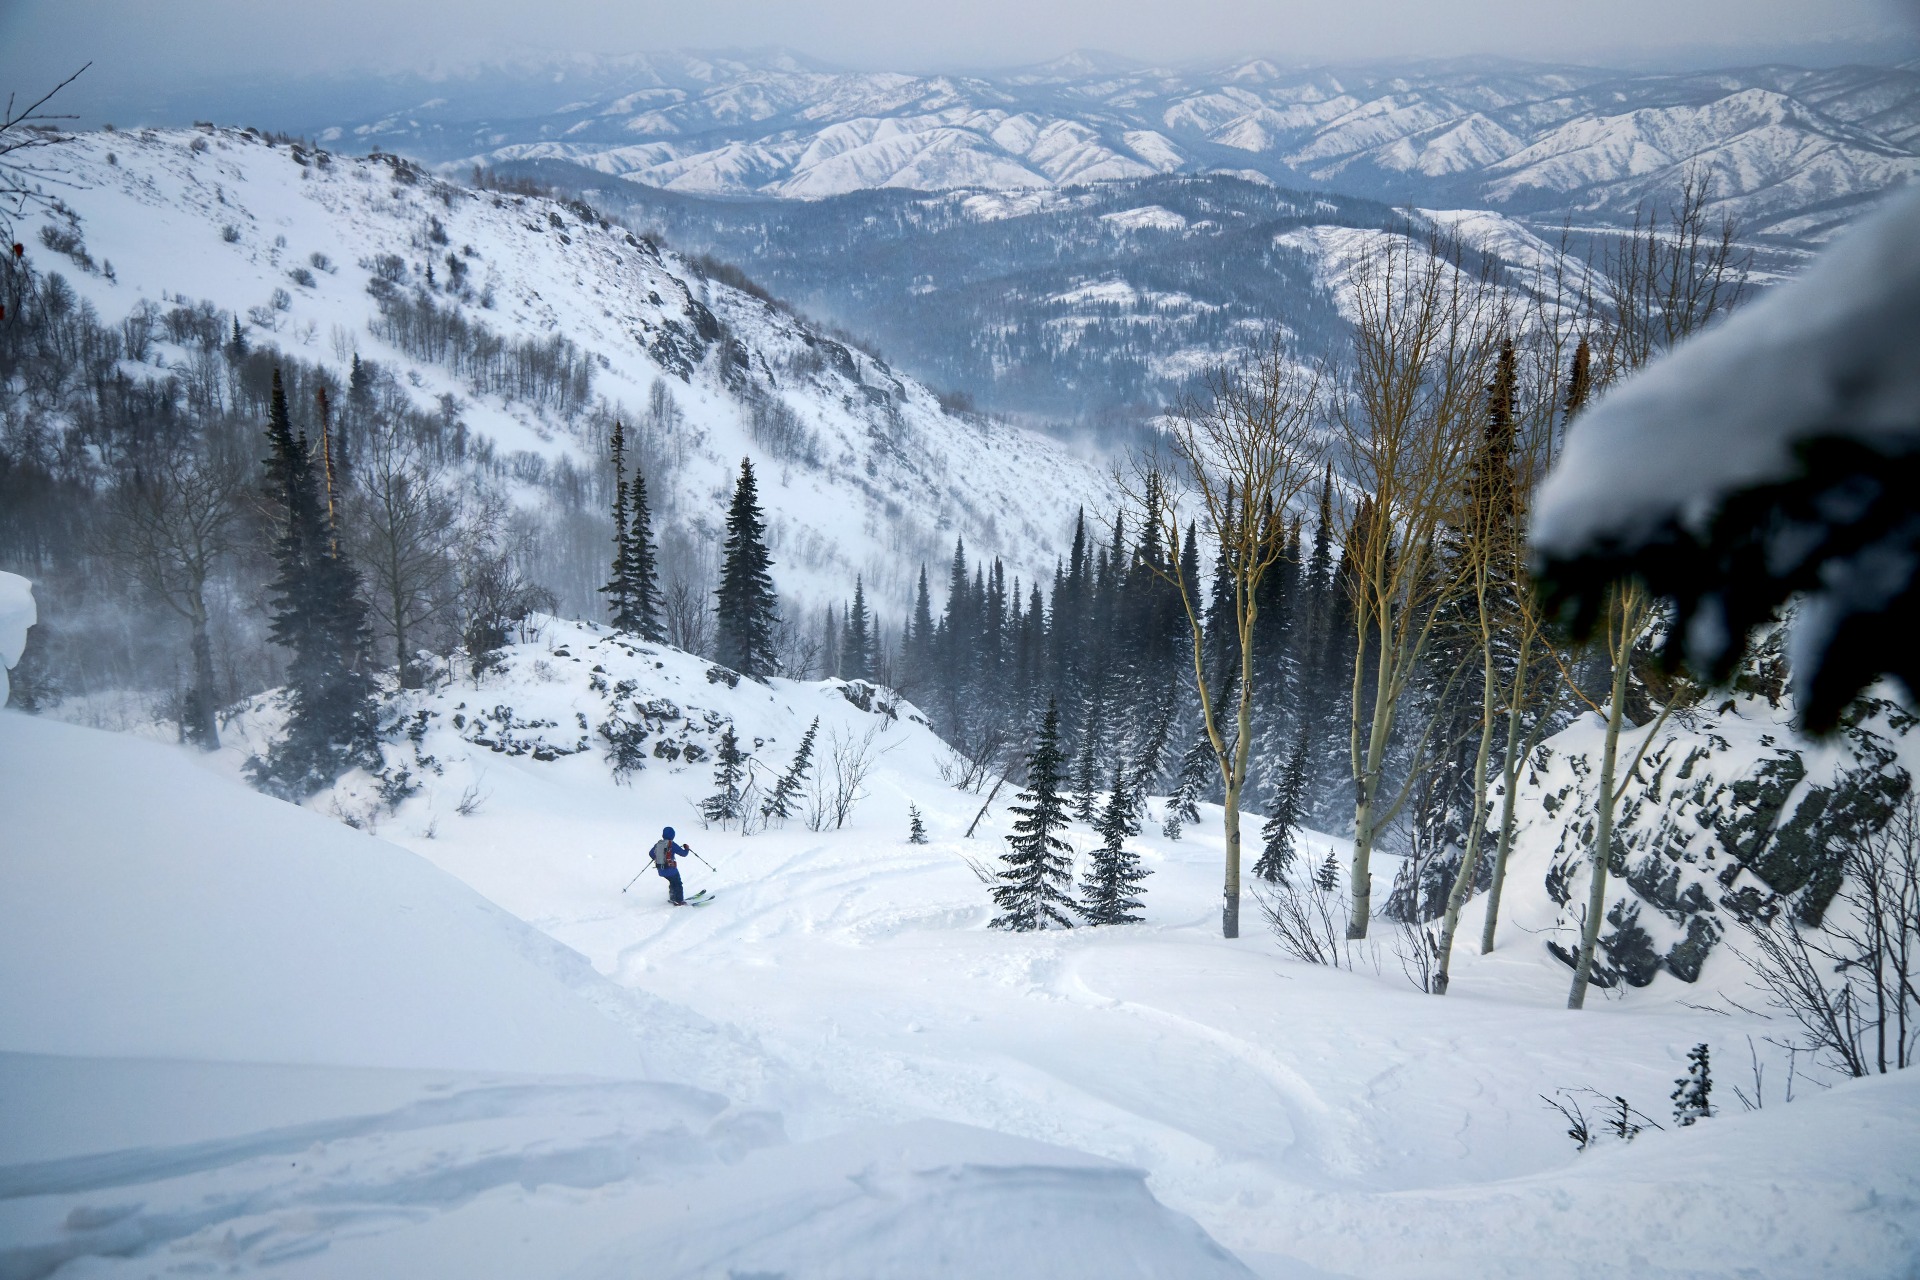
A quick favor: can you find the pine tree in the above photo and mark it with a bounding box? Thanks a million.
[702,724,746,829]
[714,458,779,678]
[761,716,818,822]
[908,803,929,844]
[1671,1043,1712,1126]
[348,351,373,407]
[990,698,1078,931]
[227,316,247,359]
[625,467,663,641]
[1072,686,1103,824]
[842,576,874,682]
[1081,764,1150,925]
[902,564,935,691]
[250,369,380,799]
[1256,730,1310,883]
[602,418,634,629]
[1315,850,1339,892]
[1162,734,1211,840]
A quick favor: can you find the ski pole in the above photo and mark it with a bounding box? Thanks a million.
[685,847,717,873]
[621,866,649,893]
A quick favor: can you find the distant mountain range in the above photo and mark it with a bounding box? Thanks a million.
[258,49,1920,243]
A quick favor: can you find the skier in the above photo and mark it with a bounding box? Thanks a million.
[649,826,692,906]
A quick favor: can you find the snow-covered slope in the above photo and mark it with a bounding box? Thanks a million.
[24,126,1116,615]
[267,51,1920,241]
[0,704,1257,1277]
[151,613,1920,1276]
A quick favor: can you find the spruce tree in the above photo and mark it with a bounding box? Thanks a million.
[990,698,1078,931]
[1671,1044,1712,1125]
[714,458,779,678]
[1162,734,1211,840]
[348,351,373,407]
[1315,850,1340,892]
[903,565,934,691]
[761,717,818,822]
[1072,687,1103,824]
[602,418,634,629]
[842,576,874,682]
[908,803,929,844]
[250,368,380,799]
[1081,764,1150,925]
[702,724,746,829]
[625,467,663,641]
[1256,730,1310,882]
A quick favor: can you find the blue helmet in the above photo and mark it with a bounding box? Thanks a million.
[662,826,675,840]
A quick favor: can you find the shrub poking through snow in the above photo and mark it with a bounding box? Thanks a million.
[908,803,929,844]
[1673,1043,1713,1126]
[990,698,1078,932]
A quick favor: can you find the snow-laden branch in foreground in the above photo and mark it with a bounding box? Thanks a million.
[1531,187,1920,731]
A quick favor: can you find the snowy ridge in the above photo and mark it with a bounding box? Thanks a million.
[23,127,1117,616]
[277,51,1920,241]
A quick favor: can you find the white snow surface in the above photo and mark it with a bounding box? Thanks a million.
[0,571,33,706]
[0,706,1253,1278]
[20,616,1906,1276]
[1533,184,1920,560]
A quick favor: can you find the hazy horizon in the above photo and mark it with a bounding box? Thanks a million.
[4,0,1914,119]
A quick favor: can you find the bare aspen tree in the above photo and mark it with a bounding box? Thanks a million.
[1337,231,1501,940]
[1136,339,1321,939]
[350,427,460,687]
[1567,579,1655,1008]
[102,441,248,748]
[1564,175,1747,1006]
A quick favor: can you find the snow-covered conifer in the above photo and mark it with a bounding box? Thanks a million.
[990,698,1078,931]
[1672,1043,1712,1126]
[250,369,380,799]
[908,803,929,844]
[842,576,874,682]
[1256,732,1309,883]
[701,724,746,828]
[715,457,778,678]
[1081,765,1150,925]
[760,716,817,822]
[1162,734,1210,840]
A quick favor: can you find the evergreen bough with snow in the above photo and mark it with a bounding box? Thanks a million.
[990,698,1079,932]
[1672,1043,1712,1126]
[249,369,380,800]
[1081,765,1150,925]
[908,803,929,844]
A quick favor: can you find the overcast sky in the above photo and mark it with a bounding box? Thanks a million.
[2,0,1911,97]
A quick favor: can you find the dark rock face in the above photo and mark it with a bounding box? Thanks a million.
[1529,685,1913,988]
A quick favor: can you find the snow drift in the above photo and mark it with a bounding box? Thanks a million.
[0,703,1254,1276]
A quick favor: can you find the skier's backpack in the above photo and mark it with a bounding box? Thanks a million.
[648,838,673,874]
